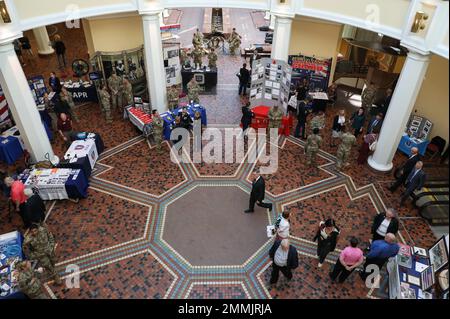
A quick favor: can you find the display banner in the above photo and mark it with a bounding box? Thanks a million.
[0,85,10,125]
[163,44,182,86]
[288,55,332,91]
[27,75,48,105]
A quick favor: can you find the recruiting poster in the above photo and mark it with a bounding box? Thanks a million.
[288,55,332,91]
[27,75,48,105]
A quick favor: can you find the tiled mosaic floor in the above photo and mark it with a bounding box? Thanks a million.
[1,9,446,299]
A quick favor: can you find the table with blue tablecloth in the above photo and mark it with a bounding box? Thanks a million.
[387,247,434,299]
[398,134,430,156]
[0,135,23,165]
[161,104,207,140]
[0,231,25,299]
[20,168,89,200]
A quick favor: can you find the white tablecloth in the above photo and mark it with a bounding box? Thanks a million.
[23,169,77,200]
[309,92,329,100]
[64,139,98,169]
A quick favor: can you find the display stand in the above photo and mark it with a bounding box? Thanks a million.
[249,58,292,113]
[398,114,433,156]
[288,54,332,91]
[387,236,449,299]
[27,75,47,105]
[163,42,182,87]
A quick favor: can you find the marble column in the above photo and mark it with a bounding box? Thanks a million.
[0,42,54,162]
[141,12,168,114]
[270,14,293,62]
[368,50,430,171]
[32,26,54,55]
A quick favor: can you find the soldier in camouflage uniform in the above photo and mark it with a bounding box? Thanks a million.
[152,110,164,153]
[191,47,204,70]
[22,223,62,285]
[310,111,326,131]
[16,260,47,299]
[60,87,79,122]
[99,85,112,123]
[361,83,377,114]
[228,29,242,56]
[336,126,356,170]
[187,77,200,104]
[167,85,179,110]
[207,48,218,69]
[192,29,203,49]
[305,127,322,173]
[180,49,190,68]
[107,72,123,111]
[267,105,283,137]
[123,78,133,108]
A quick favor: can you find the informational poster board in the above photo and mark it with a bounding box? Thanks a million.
[27,75,47,105]
[249,58,292,113]
[288,55,332,91]
[163,43,182,87]
[407,115,433,140]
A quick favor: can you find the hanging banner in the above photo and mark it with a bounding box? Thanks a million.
[288,55,332,91]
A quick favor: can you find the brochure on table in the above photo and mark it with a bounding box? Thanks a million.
[249,58,292,113]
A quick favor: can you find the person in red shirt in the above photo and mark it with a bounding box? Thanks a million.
[57,112,73,146]
[4,177,27,213]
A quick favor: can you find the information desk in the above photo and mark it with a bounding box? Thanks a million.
[0,231,24,299]
[181,69,217,95]
[127,105,207,141]
[59,139,99,178]
[398,134,430,156]
[0,135,23,165]
[387,249,434,299]
[20,168,89,200]
[250,106,291,136]
[64,82,98,103]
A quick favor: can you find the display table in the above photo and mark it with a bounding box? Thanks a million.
[309,92,329,113]
[59,139,99,178]
[387,255,434,299]
[20,168,89,200]
[127,105,208,141]
[181,69,218,95]
[250,106,291,136]
[0,134,23,165]
[64,82,98,103]
[72,132,104,154]
[0,231,24,299]
[398,134,430,156]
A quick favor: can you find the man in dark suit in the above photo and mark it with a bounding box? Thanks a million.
[389,147,420,192]
[294,97,310,139]
[371,208,399,241]
[245,175,272,213]
[49,71,62,95]
[238,63,250,96]
[269,239,299,284]
[241,102,254,134]
[380,88,393,115]
[400,161,426,206]
[367,113,384,134]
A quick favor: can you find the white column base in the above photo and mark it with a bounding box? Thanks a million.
[264,11,270,20]
[368,156,393,172]
[37,48,54,55]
